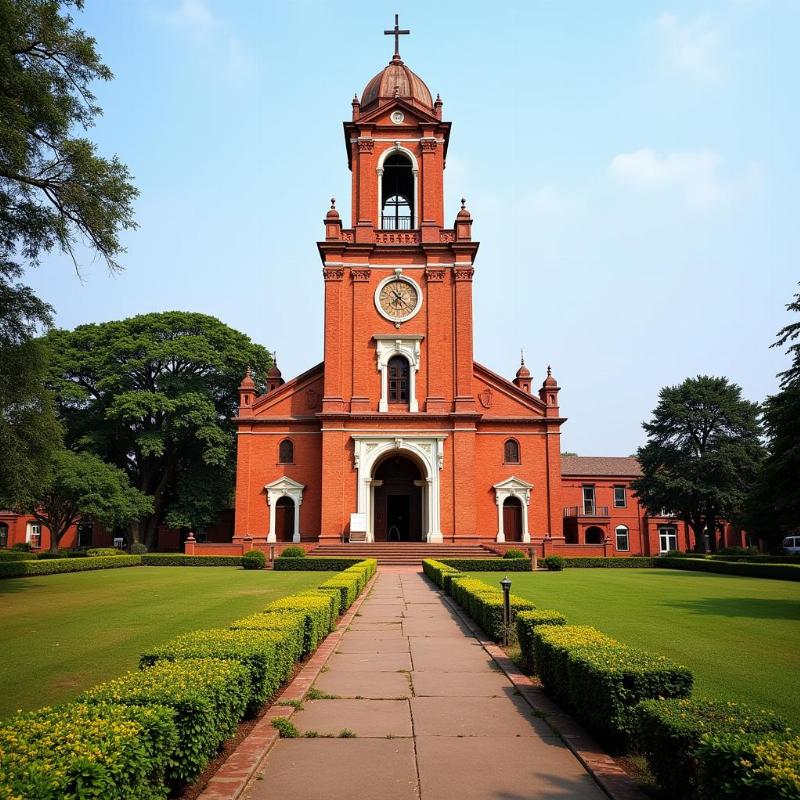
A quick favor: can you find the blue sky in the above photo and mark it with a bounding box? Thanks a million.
[27,0,798,455]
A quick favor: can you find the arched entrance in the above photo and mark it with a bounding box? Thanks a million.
[585,525,605,545]
[372,455,423,542]
[275,497,295,542]
[502,497,523,543]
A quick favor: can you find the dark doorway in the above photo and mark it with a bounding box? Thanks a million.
[503,496,523,542]
[373,455,423,541]
[585,525,604,545]
[275,496,295,542]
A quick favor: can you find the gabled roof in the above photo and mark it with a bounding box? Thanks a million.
[561,456,642,477]
[473,360,547,413]
[250,362,324,413]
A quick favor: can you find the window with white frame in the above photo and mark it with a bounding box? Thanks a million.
[659,525,678,554]
[582,485,595,515]
[613,485,626,508]
[27,522,42,549]
[615,525,629,551]
[0,523,7,548]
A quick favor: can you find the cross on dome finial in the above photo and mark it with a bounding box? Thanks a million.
[521,349,525,366]
[547,365,552,376]
[461,198,466,209]
[384,13,410,61]
[330,198,336,208]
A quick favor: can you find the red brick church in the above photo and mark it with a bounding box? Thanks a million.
[0,24,746,558]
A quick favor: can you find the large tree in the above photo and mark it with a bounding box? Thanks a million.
[20,448,151,552]
[45,312,271,549]
[0,0,137,504]
[632,376,764,553]
[745,285,800,547]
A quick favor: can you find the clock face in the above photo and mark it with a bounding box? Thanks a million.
[377,277,420,323]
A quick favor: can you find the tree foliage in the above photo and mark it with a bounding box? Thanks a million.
[19,448,151,551]
[633,376,764,552]
[0,0,137,274]
[745,285,800,546]
[45,312,271,548]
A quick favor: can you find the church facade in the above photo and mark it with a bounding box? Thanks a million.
[232,44,566,548]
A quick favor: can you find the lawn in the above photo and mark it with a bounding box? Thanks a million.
[472,568,800,728]
[0,567,332,719]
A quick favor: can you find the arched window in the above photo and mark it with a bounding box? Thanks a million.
[278,439,294,464]
[585,526,604,545]
[615,525,629,551]
[387,356,409,403]
[0,523,7,548]
[503,438,520,464]
[381,154,414,230]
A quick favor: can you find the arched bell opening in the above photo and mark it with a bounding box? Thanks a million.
[381,153,414,230]
[371,453,425,542]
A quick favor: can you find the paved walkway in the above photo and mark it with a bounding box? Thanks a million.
[244,570,607,800]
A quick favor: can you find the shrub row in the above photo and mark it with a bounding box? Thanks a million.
[0,560,374,798]
[710,553,800,564]
[449,576,535,641]
[0,554,141,579]
[532,624,693,750]
[657,557,800,582]
[636,697,793,799]
[0,549,38,561]
[439,557,532,572]
[141,553,245,567]
[317,559,377,614]
[515,609,567,671]
[562,557,657,568]
[273,556,367,571]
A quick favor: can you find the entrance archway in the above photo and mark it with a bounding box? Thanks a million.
[275,497,295,542]
[372,455,423,542]
[502,497,523,543]
[585,525,604,545]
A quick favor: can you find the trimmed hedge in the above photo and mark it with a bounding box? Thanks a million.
[422,558,459,588]
[515,609,567,671]
[242,550,266,570]
[0,554,141,579]
[140,627,298,709]
[277,545,305,558]
[273,556,365,571]
[86,547,125,557]
[657,557,800,582]
[449,575,535,641]
[439,557,532,572]
[532,624,693,750]
[141,553,244,567]
[696,731,800,799]
[80,658,250,785]
[318,575,358,614]
[636,697,791,799]
[710,553,800,565]
[0,702,177,800]
[0,549,37,561]
[229,611,306,659]
[261,591,337,653]
[563,557,657,568]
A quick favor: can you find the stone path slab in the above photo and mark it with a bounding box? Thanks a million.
[243,569,609,800]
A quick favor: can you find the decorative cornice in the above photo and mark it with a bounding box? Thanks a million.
[425,268,445,282]
[453,267,475,282]
[420,138,438,152]
[357,138,375,153]
[351,268,371,282]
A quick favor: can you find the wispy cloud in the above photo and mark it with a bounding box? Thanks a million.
[161,0,255,82]
[655,13,723,84]
[609,147,761,209]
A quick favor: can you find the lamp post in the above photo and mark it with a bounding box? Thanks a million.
[500,576,512,646]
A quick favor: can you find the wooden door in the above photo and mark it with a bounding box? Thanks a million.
[275,497,295,542]
[503,497,523,542]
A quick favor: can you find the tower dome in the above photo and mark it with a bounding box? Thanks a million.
[361,55,434,112]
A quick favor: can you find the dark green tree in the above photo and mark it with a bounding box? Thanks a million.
[45,312,271,549]
[19,449,152,552]
[1,0,137,504]
[745,285,800,547]
[632,376,764,553]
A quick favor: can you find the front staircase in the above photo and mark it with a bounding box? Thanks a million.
[308,542,492,566]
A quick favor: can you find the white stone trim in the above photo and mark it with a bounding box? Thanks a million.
[374,334,423,412]
[352,435,446,543]
[493,477,533,543]
[265,477,305,543]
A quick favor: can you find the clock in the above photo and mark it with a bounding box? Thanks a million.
[375,274,422,325]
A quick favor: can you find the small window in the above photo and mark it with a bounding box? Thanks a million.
[659,525,678,554]
[613,486,626,508]
[388,356,409,403]
[77,522,93,549]
[503,439,520,464]
[615,525,629,551]
[27,522,42,549]
[582,486,595,515]
[0,523,7,548]
[278,439,294,464]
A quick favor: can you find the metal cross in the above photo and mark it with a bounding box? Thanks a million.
[384,14,410,58]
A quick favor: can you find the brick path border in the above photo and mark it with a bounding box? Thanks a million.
[197,573,378,800]
[437,579,650,800]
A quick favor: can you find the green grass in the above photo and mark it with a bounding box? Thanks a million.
[472,568,800,728]
[0,567,332,719]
